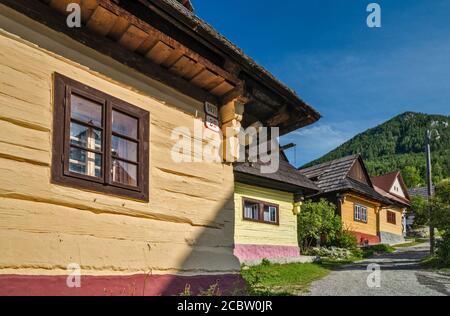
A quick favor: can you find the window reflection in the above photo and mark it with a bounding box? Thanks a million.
[71,94,102,127]
[112,136,137,162]
[112,159,137,187]
[69,147,102,178]
[70,122,102,151]
[112,110,138,139]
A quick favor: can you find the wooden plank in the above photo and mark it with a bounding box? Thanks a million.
[182,62,205,80]
[136,37,159,55]
[210,81,234,96]
[96,0,239,86]
[86,5,118,36]
[1,0,219,104]
[190,69,220,90]
[119,25,148,52]
[108,16,130,41]
[80,0,99,23]
[49,0,78,14]
[145,41,174,65]
[204,76,225,92]
[161,50,184,68]
[169,55,197,77]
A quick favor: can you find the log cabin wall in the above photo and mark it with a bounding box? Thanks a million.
[340,193,381,245]
[0,4,242,295]
[378,206,405,245]
[233,183,300,262]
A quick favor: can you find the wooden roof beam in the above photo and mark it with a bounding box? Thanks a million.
[5,0,220,104]
[97,0,240,86]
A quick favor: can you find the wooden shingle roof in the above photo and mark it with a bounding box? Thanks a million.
[299,155,361,192]
[409,186,435,199]
[299,155,391,204]
[234,155,319,194]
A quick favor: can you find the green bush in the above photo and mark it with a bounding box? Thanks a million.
[362,244,395,258]
[330,229,358,250]
[436,232,450,266]
[351,248,364,259]
[297,199,341,250]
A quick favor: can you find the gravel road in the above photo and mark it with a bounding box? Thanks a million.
[308,244,450,296]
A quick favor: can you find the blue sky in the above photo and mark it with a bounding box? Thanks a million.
[194,0,450,166]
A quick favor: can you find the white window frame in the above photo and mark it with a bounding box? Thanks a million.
[354,204,368,223]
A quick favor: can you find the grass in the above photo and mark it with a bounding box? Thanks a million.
[394,238,429,249]
[240,244,398,296]
[241,262,331,296]
[241,257,359,296]
[421,255,450,274]
[360,244,395,258]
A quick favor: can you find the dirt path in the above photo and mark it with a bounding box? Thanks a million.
[308,244,450,296]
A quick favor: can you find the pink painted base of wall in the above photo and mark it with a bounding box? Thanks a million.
[234,244,301,261]
[352,232,381,246]
[0,274,245,296]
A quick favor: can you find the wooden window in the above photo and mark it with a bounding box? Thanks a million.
[387,211,397,225]
[52,73,150,201]
[354,204,368,223]
[242,198,279,225]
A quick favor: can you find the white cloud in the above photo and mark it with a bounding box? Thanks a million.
[282,123,356,166]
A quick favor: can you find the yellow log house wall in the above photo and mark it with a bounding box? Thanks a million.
[379,206,404,236]
[340,194,379,237]
[234,183,297,247]
[0,7,240,277]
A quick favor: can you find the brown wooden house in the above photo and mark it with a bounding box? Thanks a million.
[372,172,411,244]
[299,155,391,245]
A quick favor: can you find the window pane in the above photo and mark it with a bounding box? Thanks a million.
[112,159,137,187]
[263,208,270,222]
[244,202,259,220]
[112,111,138,139]
[270,207,277,222]
[112,136,138,162]
[263,205,277,223]
[71,94,103,127]
[70,122,102,151]
[69,147,102,178]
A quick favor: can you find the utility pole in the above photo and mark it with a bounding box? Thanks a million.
[425,128,440,255]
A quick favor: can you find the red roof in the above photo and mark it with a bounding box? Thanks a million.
[371,171,399,191]
[371,171,411,206]
[374,185,410,207]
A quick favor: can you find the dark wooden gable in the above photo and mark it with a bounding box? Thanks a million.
[347,157,372,186]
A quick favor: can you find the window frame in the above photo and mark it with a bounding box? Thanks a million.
[354,204,368,223]
[387,211,397,225]
[242,198,279,226]
[52,73,150,202]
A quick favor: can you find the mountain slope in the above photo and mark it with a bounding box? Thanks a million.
[302,112,450,188]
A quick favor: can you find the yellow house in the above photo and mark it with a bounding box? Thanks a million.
[300,155,391,245]
[233,153,319,263]
[372,172,411,244]
[0,0,320,295]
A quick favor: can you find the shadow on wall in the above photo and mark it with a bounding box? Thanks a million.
[0,192,242,297]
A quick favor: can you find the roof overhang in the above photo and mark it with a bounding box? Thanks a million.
[235,171,318,196]
[3,0,320,136]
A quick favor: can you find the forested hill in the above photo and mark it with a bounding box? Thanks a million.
[302,112,450,188]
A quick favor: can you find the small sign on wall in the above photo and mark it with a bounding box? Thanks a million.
[205,115,220,133]
[204,102,220,133]
[205,101,219,118]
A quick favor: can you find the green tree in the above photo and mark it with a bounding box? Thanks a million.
[297,199,341,250]
[402,166,423,188]
[411,179,450,265]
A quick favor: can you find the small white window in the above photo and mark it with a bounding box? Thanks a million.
[264,205,278,223]
[244,201,259,221]
[243,199,279,224]
[354,204,368,223]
